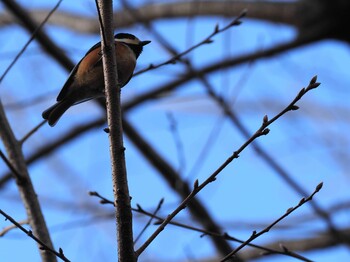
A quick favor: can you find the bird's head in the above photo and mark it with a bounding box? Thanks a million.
[115,33,151,58]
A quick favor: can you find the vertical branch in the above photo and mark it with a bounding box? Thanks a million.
[95,1,135,261]
[0,101,56,262]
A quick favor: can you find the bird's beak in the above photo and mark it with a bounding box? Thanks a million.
[141,40,151,46]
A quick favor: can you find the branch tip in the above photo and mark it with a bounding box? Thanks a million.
[193,179,199,189]
[316,182,323,192]
[214,24,220,33]
[136,204,143,211]
[310,75,318,85]
[263,115,268,123]
[240,8,248,18]
[307,82,321,90]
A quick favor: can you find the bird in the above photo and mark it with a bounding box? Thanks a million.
[42,33,151,126]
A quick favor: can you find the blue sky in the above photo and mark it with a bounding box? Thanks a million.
[1,1,350,261]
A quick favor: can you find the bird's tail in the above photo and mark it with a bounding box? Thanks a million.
[42,99,74,126]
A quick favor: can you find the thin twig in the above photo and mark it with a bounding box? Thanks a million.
[0,219,28,237]
[166,112,186,174]
[89,191,313,262]
[135,76,320,257]
[0,149,21,178]
[220,182,323,261]
[89,191,115,205]
[0,118,105,189]
[0,209,70,262]
[121,2,245,258]
[20,120,47,145]
[133,9,247,76]
[0,0,63,83]
[122,34,317,112]
[134,199,164,245]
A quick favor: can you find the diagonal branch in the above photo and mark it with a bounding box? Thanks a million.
[1,0,73,70]
[220,182,323,261]
[135,76,320,258]
[0,118,105,189]
[0,209,69,262]
[0,101,56,261]
[0,1,299,33]
[90,191,313,262]
[123,34,318,112]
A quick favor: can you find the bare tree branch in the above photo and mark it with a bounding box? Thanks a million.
[0,209,69,262]
[0,1,298,33]
[0,118,105,189]
[221,182,323,261]
[135,76,320,258]
[0,102,56,261]
[1,0,73,70]
[90,191,313,262]
[95,0,135,261]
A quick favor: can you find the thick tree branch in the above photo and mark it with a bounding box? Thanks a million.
[0,1,298,33]
[95,0,135,261]
[2,0,350,42]
[0,102,56,261]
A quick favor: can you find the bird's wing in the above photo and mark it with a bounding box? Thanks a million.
[57,42,102,101]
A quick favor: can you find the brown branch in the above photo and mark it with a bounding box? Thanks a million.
[0,209,69,262]
[133,9,247,76]
[0,149,21,178]
[134,199,164,245]
[19,120,46,144]
[1,0,74,70]
[0,218,28,237]
[220,182,323,261]
[122,34,317,112]
[122,118,236,258]
[239,227,350,260]
[0,102,56,261]
[135,76,320,258]
[95,0,135,261]
[0,1,299,33]
[124,28,341,246]
[123,4,336,256]
[120,4,245,257]
[0,0,64,83]
[90,191,313,262]
[0,118,105,189]
[5,1,348,42]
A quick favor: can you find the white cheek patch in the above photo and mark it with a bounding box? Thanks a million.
[115,38,140,45]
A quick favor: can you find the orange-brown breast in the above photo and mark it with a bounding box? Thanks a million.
[115,41,137,86]
[75,41,136,88]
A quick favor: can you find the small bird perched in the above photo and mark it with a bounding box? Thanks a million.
[42,33,151,126]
